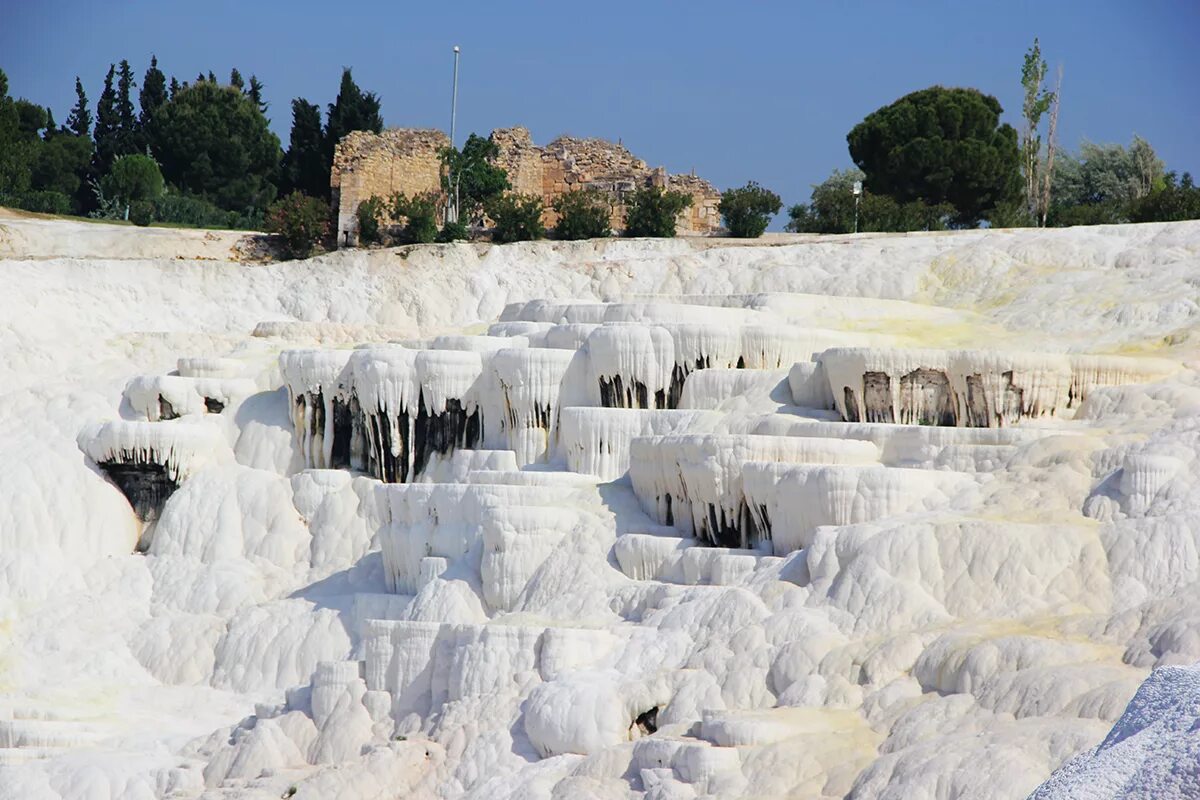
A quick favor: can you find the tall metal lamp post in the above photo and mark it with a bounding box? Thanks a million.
[852,180,862,234]
[447,45,461,224]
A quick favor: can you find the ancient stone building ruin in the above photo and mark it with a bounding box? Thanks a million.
[331,126,722,245]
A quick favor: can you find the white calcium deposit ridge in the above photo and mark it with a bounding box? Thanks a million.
[1,211,1200,798]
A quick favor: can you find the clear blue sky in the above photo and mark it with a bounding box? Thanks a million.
[4,0,1198,217]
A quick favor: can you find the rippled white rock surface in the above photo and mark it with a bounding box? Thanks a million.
[2,212,1200,798]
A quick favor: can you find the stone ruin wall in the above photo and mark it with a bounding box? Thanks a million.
[331,128,449,245]
[332,126,722,245]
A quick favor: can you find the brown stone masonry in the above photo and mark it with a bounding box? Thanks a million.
[331,126,722,245]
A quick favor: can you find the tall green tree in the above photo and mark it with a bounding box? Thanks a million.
[229,68,245,91]
[147,81,282,212]
[324,68,382,164]
[0,69,36,196]
[248,75,267,116]
[168,76,180,99]
[1020,39,1062,226]
[139,56,167,130]
[115,59,140,155]
[279,98,328,198]
[65,77,91,137]
[439,133,510,224]
[846,86,1021,225]
[14,100,48,140]
[93,64,119,176]
[32,133,92,202]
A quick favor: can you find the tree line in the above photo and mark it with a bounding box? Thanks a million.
[2,39,1197,255]
[785,39,1199,234]
[0,59,383,229]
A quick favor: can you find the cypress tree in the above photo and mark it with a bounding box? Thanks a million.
[280,98,327,198]
[115,59,139,154]
[230,68,244,91]
[324,68,382,165]
[248,75,267,115]
[168,76,180,99]
[43,107,57,139]
[93,64,119,175]
[139,56,167,130]
[65,77,91,138]
[207,70,217,83]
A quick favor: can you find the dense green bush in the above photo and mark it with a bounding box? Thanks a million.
[390,192,439,244]
[552,189,611,240]
[786,168,954,233]
[719,181,782,238]
[101,154,164,208]
[439,133,511,224]
[1130,172,1200,223]
[623,186,694,238]
[266,191,330,258]
[356,196,385,244]
[985,200,1034,228]
[436,220,470,242]
[0,190,72,215]
[486,193,545,243]
[151,192,259,229]
[129,200,154,226]
[623,186,693,237]
[847,86,1021,225]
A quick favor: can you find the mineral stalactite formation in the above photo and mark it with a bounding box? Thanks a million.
[11,218,1196,799]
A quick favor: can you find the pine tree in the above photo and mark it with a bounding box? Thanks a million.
[280,98,328,198]
[65,76,91,138]
[93,64,119,175]
[115,59,139,155]
[248,75,267,115]
[168,76,180,99]
[207,70,217,83]
[43,107,57,139]
[324,68,383,165]
[139,56,167,130]
[230,68,244,91]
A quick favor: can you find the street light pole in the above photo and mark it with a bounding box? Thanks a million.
[852,179,862,234]
[448,45,461,224]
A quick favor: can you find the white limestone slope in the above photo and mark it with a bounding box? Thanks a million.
[1,214,1200,799]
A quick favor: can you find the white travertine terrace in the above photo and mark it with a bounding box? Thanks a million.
[821,346,1179,427]
[125,374,258,421]
[7,217,1200,798]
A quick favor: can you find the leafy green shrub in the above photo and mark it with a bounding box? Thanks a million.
[390,192,439,244]
[436,220,470,242]
[1047,200,1126,227]
[623,186,693,237]
[356,196,385,244]
[985,200,1034,228]
[266,191,330,258]
[552,189,611,240]
[151,192,258,229]
[1130,172,1200,223]
[129,200,154,226]
[485,193,545,243]
[439,133,510,224]
[719,181,782,238]
[786,168,955,233]
[1,190,72,215]
[102,154,164,206]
